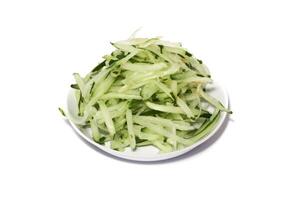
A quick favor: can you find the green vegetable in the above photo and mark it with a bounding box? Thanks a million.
[126,109,136,150]
[60,36,231,153]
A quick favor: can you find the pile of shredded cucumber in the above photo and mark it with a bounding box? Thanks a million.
[60,36,231,153]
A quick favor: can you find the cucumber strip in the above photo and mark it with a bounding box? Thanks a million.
[73,73,88,101]
[126,109,136,150]
[86,68,111,99]
[154,40,182,48]
[139,37,161,48]
[58,107,66,117]
[121,62,168,72]
[136,140,153,147]
[153,80,173,99]
[99,101,115,136]
[197,86,231,113]
[180,77,212,84]
[115,117,126,132]
[173,120,196,131]
[133,117,190,145]
[91,119,103,143]
[141,81,158,99]
[134,116,195,131]
[95,102,128,124]
[134,127,163,141]
[176,97,194,118]
[111,43,137,53]
[113,50,139,67]
[86,74,115,108]
[145,101,185,114]
[100,93,142,100]
[187,110,221,144]
[169,80,178,96]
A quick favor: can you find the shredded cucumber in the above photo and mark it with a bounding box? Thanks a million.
[60,36,231,153]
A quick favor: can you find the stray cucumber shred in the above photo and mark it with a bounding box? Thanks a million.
[60,36,231,153]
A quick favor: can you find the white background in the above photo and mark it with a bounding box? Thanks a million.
[0,0,299,199]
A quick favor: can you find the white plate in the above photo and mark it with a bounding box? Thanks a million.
[66,82,229,162]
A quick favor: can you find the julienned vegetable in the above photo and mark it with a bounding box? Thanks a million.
[60,36,231,153]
